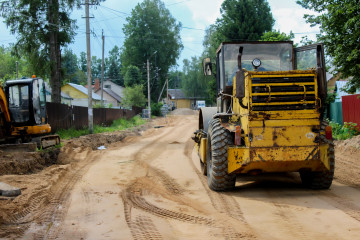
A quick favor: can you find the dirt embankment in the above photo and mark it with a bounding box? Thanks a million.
[334,135,360,188]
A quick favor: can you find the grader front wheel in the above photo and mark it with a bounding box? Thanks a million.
[206,119,236,191]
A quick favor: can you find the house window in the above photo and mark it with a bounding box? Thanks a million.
[105,85,111,89]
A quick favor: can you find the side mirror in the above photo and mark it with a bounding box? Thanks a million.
[203,58,212,76]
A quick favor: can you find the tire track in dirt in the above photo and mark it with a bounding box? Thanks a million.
[264,189,314,240]
[184,139,256,239]
[120,117,219,239]
[29,151,101,239]
[318,190,360,222]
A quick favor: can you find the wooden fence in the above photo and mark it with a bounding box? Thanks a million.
[46,102,142,132]
[342,94,360,129]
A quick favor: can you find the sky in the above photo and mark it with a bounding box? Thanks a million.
[0,0,320,69]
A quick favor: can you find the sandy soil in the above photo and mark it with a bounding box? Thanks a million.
[0,109,360,239]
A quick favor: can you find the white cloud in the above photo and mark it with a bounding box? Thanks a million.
[273,7,320,43]
[183,0,224,29]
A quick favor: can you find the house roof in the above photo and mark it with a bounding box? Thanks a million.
[45,84,73,100]
[68,83,102,100]
[168,89,187,99]
[96,88,122,102]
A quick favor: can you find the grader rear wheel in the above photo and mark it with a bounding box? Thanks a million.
[206,118,236,191]
[300,136,335,189]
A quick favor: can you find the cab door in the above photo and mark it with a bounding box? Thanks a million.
[294,43,327,106]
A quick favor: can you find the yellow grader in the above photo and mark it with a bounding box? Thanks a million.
[193,41,334,191]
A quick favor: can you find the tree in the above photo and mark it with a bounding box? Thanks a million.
[79,51,87,73]
[181,56,215,105]
[204,0,274,57]
[124,65,142,87]
[0,0,84,103]
[121,84,147,108]
[297,0,360,92]
[106,45,123,85]
[62,48,79,84]
[261,30,294,41]
[0,45,32,83]
[121,0,183,101]
[91,56,102,80]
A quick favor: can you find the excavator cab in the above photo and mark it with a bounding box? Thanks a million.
[5,77,48,128]
[1,77,60,148]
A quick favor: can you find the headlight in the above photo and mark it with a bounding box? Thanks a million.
[252,58,261,68]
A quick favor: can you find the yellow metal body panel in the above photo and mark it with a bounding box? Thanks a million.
[250,124,317,147]
[228,144,329,174]
[199,138,207,163]
[225,69,331,175]
[12,124,51,136]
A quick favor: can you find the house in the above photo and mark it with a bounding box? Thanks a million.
[94,79,124,107]
[168,89,196,109]
[61,83,102,107]
[95,87,122,107]
[45,82,73,105]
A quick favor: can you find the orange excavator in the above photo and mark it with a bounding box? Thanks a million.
[0,76,60,149]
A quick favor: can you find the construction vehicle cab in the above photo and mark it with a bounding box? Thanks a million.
[0,77,59,148]
[193,41,334,191]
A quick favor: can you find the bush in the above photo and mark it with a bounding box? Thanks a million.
[151,102,163,116]
[329,121,360,140]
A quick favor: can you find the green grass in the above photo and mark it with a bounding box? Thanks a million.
[329,121,360,140]
[56,115,147,140]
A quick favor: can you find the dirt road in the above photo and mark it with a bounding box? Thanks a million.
[1,110,360,239]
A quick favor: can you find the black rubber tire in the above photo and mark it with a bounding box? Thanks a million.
[300,136,335,189]
[206,118,236,191]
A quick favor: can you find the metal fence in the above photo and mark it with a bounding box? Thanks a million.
[342,94,360,129]
[46,102,142,132]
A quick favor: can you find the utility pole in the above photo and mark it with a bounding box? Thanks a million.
[85,0,93,133]
[147,59,151,118]
[166,77,168,105]
[146,51,157,118]
[16,61,18,79]
[101,29,105,107]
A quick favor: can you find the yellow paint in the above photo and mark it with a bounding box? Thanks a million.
[174,99,191,108]
[320,143,330,170]
[228,146,325,174]
[12,124,51,136]
[250,125,317,147]
[61,85,88,99]
[199,138,207,163]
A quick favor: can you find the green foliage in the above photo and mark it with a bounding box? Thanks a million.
[121,84,147,108]
[56,115,146,139]
[326,89,337,104]
[121,0,183,102]
[181,56,212,103]
[297,0,360,92]
[261,30,294,41]
[91,56,102,79]
[0,45,33,82]
[203,0,274,57]
[62,48,83,85]
[329,121,360,140]
[106,45,123,86]
[151,102,163,116]
[124,65,142,87]
[0,0,89,103]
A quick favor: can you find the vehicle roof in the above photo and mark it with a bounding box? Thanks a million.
[216,41,293,54]
[5,78,42,86]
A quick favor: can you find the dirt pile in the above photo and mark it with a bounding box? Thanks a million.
[334,135,360,188]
